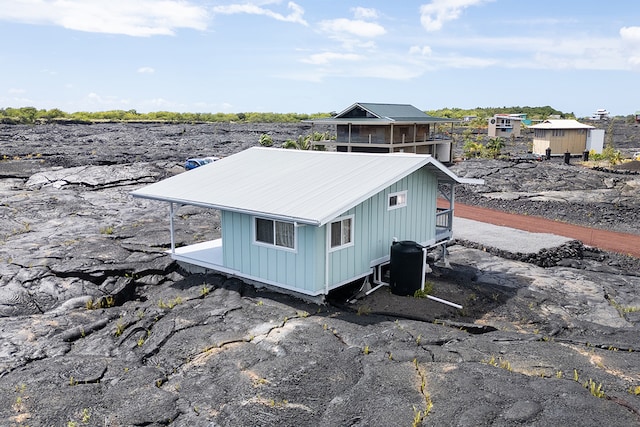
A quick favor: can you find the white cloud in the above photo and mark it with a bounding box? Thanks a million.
[86,92,130,107]
[319,18,386,39]
[212,1,307,26]
[8,88,26,94]
[620,26,640,41]
[301,52,362,65]
[620,27,640,69]
[352,7,378,20]
[137,67,155,74]
[409,45,432,56]
[424,32,630,71]
[420,0,492,32]
[0,0,208,36]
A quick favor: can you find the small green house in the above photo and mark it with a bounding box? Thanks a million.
[131,147,481,298]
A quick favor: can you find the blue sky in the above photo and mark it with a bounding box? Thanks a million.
[1,0,639,117]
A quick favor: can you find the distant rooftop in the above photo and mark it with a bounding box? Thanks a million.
[529,119,594,129]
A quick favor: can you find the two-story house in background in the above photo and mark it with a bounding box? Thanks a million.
[487,114,523,138]
[306,102,456,163]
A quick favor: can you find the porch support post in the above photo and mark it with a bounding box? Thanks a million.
[169,202,176,255]
[448,183,455,230]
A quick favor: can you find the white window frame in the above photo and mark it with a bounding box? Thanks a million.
[254,217,296,251]
[328,215,354,252]
[388,190,407,210]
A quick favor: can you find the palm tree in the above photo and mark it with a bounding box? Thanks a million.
[486,137,505,158]
[463,140,484,158]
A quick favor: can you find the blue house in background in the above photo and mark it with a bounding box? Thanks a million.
[131,147,482,299]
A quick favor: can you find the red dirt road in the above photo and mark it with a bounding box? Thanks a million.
[452,203,640,258]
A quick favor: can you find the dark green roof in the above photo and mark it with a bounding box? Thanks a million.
[307,102,456,124]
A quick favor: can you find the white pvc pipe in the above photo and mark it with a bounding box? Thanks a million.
[427,295,462,309]
[421,247,427,291]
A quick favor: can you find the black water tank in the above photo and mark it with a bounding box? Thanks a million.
[389,241,424,296]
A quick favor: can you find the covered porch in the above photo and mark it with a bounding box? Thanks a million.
[435,180,456,244]
[170,239,225,272]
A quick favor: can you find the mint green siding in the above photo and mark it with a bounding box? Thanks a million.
[221,168,438,294]
[326,169,437,289]
[221,211,325,293]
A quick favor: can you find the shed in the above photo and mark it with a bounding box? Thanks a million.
[131,147,482,298]
[529,119,599,156]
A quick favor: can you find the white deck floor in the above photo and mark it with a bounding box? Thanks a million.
[170,239,224,270]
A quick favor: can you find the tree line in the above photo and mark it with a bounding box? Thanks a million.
[426,105,574,121]
[4,105,626,126]
[0,107,332,125]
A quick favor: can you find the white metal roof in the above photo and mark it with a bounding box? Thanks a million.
[131,147,482,226]
[529,119,595,129]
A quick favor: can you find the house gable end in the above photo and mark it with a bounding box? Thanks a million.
[336,103,383,119]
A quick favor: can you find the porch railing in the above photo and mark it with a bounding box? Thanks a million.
[435,207,453,241]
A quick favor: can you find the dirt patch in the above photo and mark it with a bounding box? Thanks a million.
[615,160,640,171]
[331,262,513,327]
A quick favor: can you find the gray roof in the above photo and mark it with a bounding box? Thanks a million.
[307,102,456,125]
[529,119,594,129]
[131,147,482,226]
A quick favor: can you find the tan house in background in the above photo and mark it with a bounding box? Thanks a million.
[306,102,456,163]
[487,114,522,138]
[529,119,603,155]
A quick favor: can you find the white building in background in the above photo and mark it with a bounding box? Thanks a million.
[487,114,523,138]
[589,109,610,120]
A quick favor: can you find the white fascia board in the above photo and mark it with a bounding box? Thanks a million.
[131,192,320,226]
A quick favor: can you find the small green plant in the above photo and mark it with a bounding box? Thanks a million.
[414,282,434,298]
[584,378,605,398]
[158,296,183,309]
[574,369,580,382]
[416,334,422,345]
[363,345,370,355]
[629,385,640,395]
[256,300,264,306]
[168,296,182,308]
[99,225,114,235]
[69,376,78,386]
[412,406,424,427]
[200,285,210,297]
[297,310,309,318]
[413,358,433,423]
[259,133,273,147]
[81,408,91,423]
[485,355,512,371]
[114,318,125,337]
[356,305,371,316]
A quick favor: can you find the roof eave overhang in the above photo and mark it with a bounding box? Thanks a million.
[130,192,320,226]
